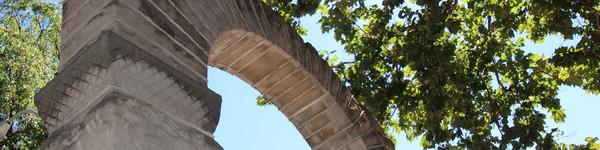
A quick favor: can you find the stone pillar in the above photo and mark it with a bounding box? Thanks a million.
[34,0,221,149]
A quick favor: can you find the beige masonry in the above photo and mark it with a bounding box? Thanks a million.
[35,0,394,149]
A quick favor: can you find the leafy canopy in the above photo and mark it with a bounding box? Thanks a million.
[0,0,60,149]
[263,0,600,149]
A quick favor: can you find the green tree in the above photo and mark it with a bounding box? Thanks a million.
[562,137,600,150]
[0,0,60,149]
[263,0,600,149]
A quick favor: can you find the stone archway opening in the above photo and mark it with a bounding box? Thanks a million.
[206,30,393,149]
[35,0,393,149]
[207,67,311,149]
[210,30,348,149]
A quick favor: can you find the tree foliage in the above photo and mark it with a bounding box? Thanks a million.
[0,0,60,149]
[264,0,600,149]
[561,137,600,150]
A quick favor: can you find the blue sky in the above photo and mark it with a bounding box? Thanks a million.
[211,13,600,150]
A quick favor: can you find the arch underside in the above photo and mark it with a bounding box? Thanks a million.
[35,0,393,149]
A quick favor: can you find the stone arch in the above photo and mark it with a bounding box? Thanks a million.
[35,0,393,149]
[210,30,388,149]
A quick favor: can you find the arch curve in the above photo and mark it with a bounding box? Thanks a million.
[36,0,393,149]
[210,30,391,149]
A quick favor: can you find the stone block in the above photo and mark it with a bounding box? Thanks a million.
[41,91,222,150]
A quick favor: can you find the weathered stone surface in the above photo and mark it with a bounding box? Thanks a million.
[42,90,221,150]
[36,0,393,149]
